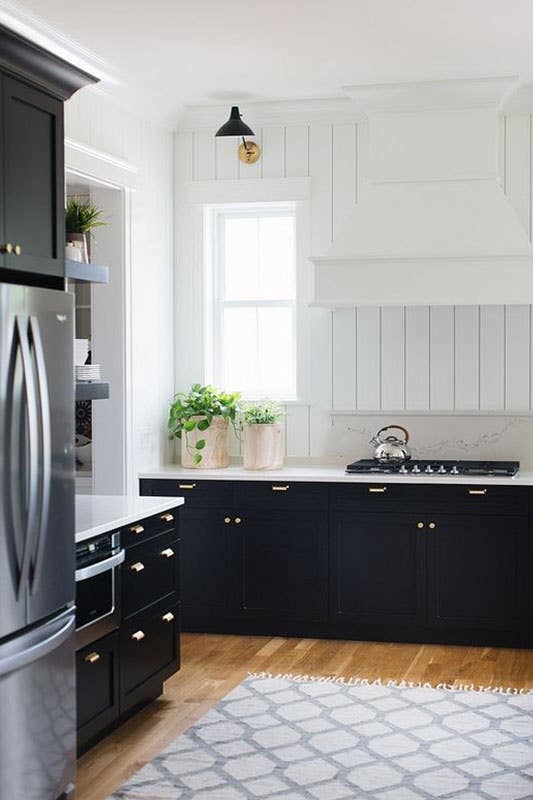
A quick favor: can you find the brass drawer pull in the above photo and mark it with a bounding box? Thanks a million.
[428,522,436,529]
[468,489,487,496]
[84,652,101,664]
[417,522,425,529]
[0,242,13,254]
[13,244,22,256]
[160,547,175,558]
[162,612,175,623]
[160,512,174,523]
[179,483,196,489]
[224,517,231,524]
[235,517,242,525]
[369,487,387,493]
[130,524,145,535]
[131,630,145,642]
[130,561,145,573]
[272,485,289,491]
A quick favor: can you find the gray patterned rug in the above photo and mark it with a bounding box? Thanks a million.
[109,674,533,800]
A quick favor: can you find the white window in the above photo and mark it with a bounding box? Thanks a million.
[208,203,298,400]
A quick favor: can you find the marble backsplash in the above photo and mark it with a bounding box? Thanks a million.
[317,414,533,468]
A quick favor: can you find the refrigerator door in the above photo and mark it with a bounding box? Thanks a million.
[0,607,76,800]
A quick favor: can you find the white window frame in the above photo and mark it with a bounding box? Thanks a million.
[204,200,305,402]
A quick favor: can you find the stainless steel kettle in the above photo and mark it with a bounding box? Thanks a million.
[369,425,411,463]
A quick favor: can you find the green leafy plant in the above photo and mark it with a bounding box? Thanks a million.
[168,384,241,465]
[65,198,107,235]
[241,399,284,425]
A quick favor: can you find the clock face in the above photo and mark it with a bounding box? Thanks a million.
[238,141,261,164]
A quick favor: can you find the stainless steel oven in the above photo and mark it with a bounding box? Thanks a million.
[75,532,125,650]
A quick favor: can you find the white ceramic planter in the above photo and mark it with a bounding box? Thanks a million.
[243,423,284,470]
[181,416,229,469]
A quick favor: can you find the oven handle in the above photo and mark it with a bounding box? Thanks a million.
[75,549,125,582]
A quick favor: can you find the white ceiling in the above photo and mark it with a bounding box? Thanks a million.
[6,0,533,124]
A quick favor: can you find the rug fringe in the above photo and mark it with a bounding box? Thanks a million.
[247,671,533,695]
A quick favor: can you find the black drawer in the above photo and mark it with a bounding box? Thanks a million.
[122,508,178,548]
[330,482,528,516]
[142,478,234,508]
[234,481,326,511]
[123,531,179,617]
[76,632,119,751]
[120,601,179,710]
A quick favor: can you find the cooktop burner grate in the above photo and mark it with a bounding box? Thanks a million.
[345,459,520,476]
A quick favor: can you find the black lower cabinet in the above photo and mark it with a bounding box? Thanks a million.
[242,510,326,620]
[330,512,426,626]
[76,633,120,754]
[427,515,529,631]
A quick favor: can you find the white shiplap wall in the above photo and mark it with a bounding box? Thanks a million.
[175,111,533,461]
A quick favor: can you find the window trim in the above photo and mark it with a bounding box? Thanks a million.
[204,201,304,402]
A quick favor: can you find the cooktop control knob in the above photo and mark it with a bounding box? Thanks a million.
[425,465,433,473]
[450,465,459,475]
[438,465,447,474]
[399,464,408,474]
[412,464,420,473]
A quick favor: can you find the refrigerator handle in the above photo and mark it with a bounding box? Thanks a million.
[27,316,52,594]
[0,613,74,679]
[9,318,40,599]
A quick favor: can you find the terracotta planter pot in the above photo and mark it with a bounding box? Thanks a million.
[181,416,229,469]
[243,423,284,470]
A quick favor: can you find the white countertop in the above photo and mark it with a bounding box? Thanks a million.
[139,464,533,486]
[75,494,184,543]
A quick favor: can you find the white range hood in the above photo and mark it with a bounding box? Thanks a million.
[311,78,533,306]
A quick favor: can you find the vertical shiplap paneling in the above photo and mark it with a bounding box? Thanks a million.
[381,306,405,410]
[505,305,530,410]
[285,405,310,457]
[480,305,505,410]
[332,308,357,409]
[356,307,381,410]
[505,114,531,237]
[454,305,479,410]
[308,123,333,253]
[239,128,263,179]
[174,131,194,183]
[192,130,216,181]
[332,123,358,239]
[309,309,333,455]
[285,124,309,178]
[262,126,285,179]
[405,307,430,409]
[215,136,239,180]
[429,306,454,410]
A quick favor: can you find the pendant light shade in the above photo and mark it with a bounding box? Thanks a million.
[215,106,255,137]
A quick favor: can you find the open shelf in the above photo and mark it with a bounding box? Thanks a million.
[76,380,110,401]
[66,258,109,284]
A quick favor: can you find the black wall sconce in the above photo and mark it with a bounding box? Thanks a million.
[215,106,261,164]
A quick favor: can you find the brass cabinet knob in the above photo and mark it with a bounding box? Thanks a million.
[131,630,145,642]
[179,483,196,490]
[417,522,425,529]
[13,244,22,256]
[84,652,101,664]
[224,517,231,524]
[160,512,174,523]
[162,612,175,623]
[428,522,436,529]
[235,517,242,525]
[130,524,144,535]
[160,547,175,559]
[1,242,13,254]
[130,561,145,573]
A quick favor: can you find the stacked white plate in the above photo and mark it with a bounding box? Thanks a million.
[76,364,101,381]
[74,339,90,366]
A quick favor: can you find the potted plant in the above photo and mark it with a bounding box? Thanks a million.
[241,400,284,470]
[168,384,241,468]
[65,198,106,264]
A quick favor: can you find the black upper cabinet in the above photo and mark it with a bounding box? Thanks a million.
[242,509,326,620]
[1,75,63,277]
[427,514,529,631]
[331,512,426,626]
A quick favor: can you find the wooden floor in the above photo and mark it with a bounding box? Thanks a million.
[76,633,533,799]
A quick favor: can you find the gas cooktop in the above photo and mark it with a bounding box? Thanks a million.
[346,459,520,477]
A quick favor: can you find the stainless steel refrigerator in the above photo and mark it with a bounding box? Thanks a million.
[0,283,75,800]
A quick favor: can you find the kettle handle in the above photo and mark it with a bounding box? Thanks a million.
[376,425,410,444]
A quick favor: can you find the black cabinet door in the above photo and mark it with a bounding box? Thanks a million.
[427,515,529,631]
[330,512,426,625]
[76,632,120,753]
[242,510,326,620]
[123,531,179,618]
[2,76,64,277]
[180,508,242,617]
